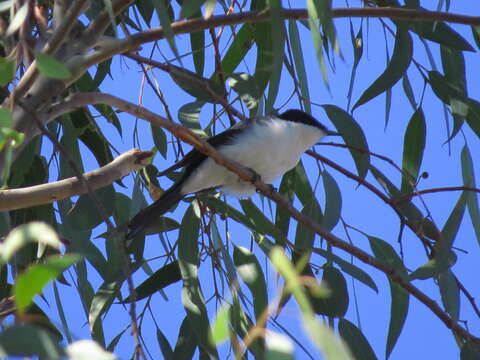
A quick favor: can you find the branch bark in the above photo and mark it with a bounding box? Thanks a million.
[0,149,153,211]
[45,91,479,345]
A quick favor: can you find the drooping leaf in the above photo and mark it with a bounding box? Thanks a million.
[322,171,342,231]
[353,28,412,110]
[306,0,328,86]
[401,108,426,194]
[288,20,311,113]
[152,0,182,63]
[438,269,460,321]
[89,280,122,334]
[172,316,198,359]
[347,23,364,110]
[322,105,370,179]
[178,101,206,136]
[368,236,409,358]
[233,246,268,320]
[311,266,349,317]
[156,327,174,360]
[339,319,378,360]
[125,261,181,302]
[220,25,254,79]
[461,145,480,245]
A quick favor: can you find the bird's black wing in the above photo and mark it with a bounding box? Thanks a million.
[158,126,246,180]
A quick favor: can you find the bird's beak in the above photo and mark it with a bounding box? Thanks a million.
[326,129,340,136]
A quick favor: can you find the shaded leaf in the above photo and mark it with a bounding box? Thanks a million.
[125,261,181,302]
[0,57,15,86]
[438,269,460,321]
[353,28,412,110]
[322,171,341,231]
[156,327,173,360]
[339,319,378,360]
[6,3,28,36]
[322,105,370,179]
[228,73,260,113]
[401,108,426,194]
[461,145,480,245]
[0,324,63,359]
[368,236,408,358]
[89,280,122,333]
[311,266,349,317]
[178,101,206,136]
[172,316,197,359]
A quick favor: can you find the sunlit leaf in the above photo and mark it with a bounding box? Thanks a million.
[1,222,60,264]
[34,52,71,79]
[15,254,81,314]
[265,331,294,360]
[6,3,28,36]
[228,73,260,113]
[209,303,231,346]
[66,340,116,360]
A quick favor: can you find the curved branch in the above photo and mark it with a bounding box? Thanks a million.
[69,7,480,80]
[0,149,152,211]
[46,91,479,344]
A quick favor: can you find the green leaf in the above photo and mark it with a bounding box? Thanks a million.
[156,327,174,360]
[322,105,370,179]
[311,266,349,317]
[240,199,285,245]
[209,304,230,346]
[353,28,412,110]
[178,101,206,136]
[178,203,218,358]
[339,319,378,360]
[67,185,116,231]
[152,0,182,65]
[401,108,426,194]
[34,52,71,79]
[89,280,122,333]
[409,253,456,280]
[405,18,474,52]
[288,20,311,113]
[6,3,28,36]
[461,145,480,245]
[190,29,205,75]
[306,0,328,86]
[368,236,408,358]
[265,0,284,113]
[233,246,268,320]
[347,23,364,110]
[0,57,15,86]
[322,171,342,231]
[125,261,181,302]
[228,73,260,113]
[220,25,254,79]
[151,124,168,158]
[0,324,63,359]
[438,269,460,321]
[437,191,468,262]
[1,222,61,264]
[169,65,226,103]
[0,107,12,128]
[461,341,480,360]
[15,254,81,314]
[172,316,197,359]
[314,248,378,292]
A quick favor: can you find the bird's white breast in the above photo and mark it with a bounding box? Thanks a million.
[181,117,326,196]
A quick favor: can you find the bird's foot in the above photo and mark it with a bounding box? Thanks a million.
[247,167,262,184]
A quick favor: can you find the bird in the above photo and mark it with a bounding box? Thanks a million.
[127,109,339,239]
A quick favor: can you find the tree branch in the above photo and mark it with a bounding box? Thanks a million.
[71,7,480,79]
[0,149,152,211]
[45,91,479,344]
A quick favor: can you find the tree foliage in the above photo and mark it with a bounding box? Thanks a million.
[0,0,479,359]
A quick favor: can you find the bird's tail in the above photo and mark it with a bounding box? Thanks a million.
[126,183,183,240]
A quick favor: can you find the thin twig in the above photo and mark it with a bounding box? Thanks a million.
[393,186,480,203]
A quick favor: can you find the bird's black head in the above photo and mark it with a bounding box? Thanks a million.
[278,109,338,135]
